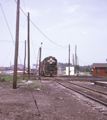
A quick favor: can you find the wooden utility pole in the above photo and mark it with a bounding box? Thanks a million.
[73,54,74,67]
[69,44,70,75]
[39,47,41,79]
[75,45,77,74]
[28,12,30,79]
[23,40,26,79]
[13,0,20,89]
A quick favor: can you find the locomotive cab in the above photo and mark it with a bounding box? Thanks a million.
[41,56,57,76]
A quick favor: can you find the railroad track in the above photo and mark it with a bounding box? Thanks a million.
[64,80,107,96]
[54,78,107,107]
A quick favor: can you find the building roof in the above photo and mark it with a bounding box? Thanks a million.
[93,63,107,68]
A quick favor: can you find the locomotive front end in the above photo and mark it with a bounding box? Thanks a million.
[41,56,57,76]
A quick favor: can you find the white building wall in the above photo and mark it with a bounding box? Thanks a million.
[66,67,74,75]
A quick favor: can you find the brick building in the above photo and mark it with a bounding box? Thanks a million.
[93,63,107,76]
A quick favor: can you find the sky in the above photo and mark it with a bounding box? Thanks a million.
[0,0,107,67]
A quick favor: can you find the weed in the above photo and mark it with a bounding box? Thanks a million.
[0,75,13,82]
[25,82,43,89]
[1,82,11,86]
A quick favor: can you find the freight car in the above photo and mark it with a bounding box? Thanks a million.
[41,56,57,76]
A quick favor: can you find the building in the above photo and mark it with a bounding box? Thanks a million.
[93,63,107,76]
[58,67,66,75]
[10,64,24,70]
[66,67,74,75]
[0,67,7,71]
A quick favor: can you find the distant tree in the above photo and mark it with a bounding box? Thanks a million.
[57,62,92,72]
[58,62,72,68]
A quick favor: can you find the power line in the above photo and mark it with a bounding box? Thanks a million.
[30,42,68,50]
[14,0,67,48]
[2,45,14,66]
[42,47,68,50]
[0,39,67,50]
[0,4,15,44]
[0,3,23,65]
[0,0,10,5]
[31,36,37,61]
[0,40,25,42]
[78,57,90,65]
[30,21,66,48]
[22,0,26,13]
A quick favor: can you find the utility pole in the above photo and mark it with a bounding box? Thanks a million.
[73,54,74,67]
[39,47,41,79]
[68,44,70,75]
[23,40,26,79]
[75,45,77,74]
[28,12,30,79]
[13,0,20,89]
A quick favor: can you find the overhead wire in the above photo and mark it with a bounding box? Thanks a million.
[22,0,26,13]
[0,39,67,51]
[2,45,14,66]
[31,36,37,62]
[35,48,40,75]
[69,49,90,66]
[0,40,25,42]
[0,4,15,44]
[0,3,23,66]
[30,20,67,48]
[78,57,90,66]
[14,0,68,48]
[41,47,68,50]
[0,0,10,5]
[1,0,69,67]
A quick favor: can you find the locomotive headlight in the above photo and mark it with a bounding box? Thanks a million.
[47,58,55,64]
[50,58,52,61]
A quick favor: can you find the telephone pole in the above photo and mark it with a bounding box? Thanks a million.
[13,0,20,89]
[75,45,77,74]
[73,54,74,67]
[23,40,26,79]
[39,47,41,79]
[28,12,30,79]
[68,44,70,75]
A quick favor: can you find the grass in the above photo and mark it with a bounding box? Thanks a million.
[0,75,13,82]
[1,82,11,86]
[0,74,24,87]
[0,74,43,89]
[0,74,25,82]
[24,82,43,89]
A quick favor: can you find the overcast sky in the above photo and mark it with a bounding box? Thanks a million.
[0,0,107,67]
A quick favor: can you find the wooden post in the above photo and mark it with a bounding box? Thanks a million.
[73,54,74,67]
[28,12,30,79]
[69,44,70,75]
[39,47,41,79]
[13,0,20,89]
[75,45,77,74]
[23,40,26,79]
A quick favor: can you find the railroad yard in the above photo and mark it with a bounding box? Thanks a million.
[1,0,107,120]
[0,76,107,120]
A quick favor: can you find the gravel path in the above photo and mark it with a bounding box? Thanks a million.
[0,80,107,120]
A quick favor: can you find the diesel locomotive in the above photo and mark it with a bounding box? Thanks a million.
[41,56,57,76]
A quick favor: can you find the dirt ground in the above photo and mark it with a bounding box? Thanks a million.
[0,79,107,120]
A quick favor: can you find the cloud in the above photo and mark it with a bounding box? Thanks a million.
[65,5,81,13]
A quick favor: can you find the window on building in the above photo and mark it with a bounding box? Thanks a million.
[96,68,100,73]
[105,68,107,73]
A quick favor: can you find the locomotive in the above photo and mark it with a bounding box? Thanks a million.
[41,56,57,76]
